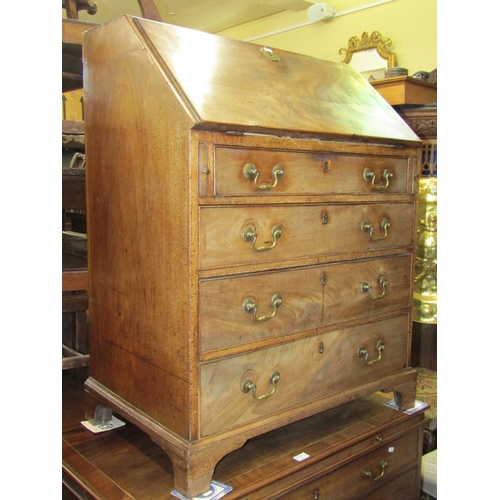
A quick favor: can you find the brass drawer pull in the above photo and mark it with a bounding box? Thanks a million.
[241,371,281,400]
[357,340,385,365]
[242,224,282,251]
[242,294,282,322]
[363,167,393,190]
[360,217,391,241]
[363,459,388,481]
[360,277,389,300]
[243,163,284,190]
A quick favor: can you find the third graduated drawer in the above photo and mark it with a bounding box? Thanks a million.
[199,254,412,353]
[199,203,414,270]
[213,146,411,196]
[199,314,408,436]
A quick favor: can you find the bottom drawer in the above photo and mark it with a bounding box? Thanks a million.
[201,315,408,436]
[281,429,419,500]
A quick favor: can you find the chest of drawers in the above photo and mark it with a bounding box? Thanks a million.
[83,16,421,498]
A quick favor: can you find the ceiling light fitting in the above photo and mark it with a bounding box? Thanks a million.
[243,0,396,42]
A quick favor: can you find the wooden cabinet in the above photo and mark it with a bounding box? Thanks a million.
[395,105,437,371]
[63,391,425,499]
[83,16,421,498]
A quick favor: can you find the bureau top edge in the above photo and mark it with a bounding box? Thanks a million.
[84,16,422,148]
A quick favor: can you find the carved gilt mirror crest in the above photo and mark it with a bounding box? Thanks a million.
[339,31,397,80]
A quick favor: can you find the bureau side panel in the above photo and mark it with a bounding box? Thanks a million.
[83,18,196,438]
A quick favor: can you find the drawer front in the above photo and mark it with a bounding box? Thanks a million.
[214,147,409,196]
[200,315,408,436]
[281,429,419,500]
[361,467,419,500]
[199,203,414,269]
[199,255,412,352]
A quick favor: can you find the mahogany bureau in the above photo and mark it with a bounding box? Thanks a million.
[83,16,421,498]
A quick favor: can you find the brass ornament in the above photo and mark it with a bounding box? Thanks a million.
[412,177,437,323]
[339,31,396,68]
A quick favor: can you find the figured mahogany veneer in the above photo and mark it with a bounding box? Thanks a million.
[83,16,421,497]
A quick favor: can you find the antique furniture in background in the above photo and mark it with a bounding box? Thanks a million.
[396,105,437,457]
[61,0,164,368]
[371,78,437,106]
[62,119,89,370]
[339,31,438,104]
[83,16,421,497]
[62,0,162,21]
[396,105,437,371]
[63,0,98,20]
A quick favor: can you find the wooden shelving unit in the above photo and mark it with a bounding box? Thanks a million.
[371,76,437,106]
[62,18,92,368]
[63,19,99,92]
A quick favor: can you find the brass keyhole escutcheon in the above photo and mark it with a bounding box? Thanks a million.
[318,342,324,354]
[260,46,280,62]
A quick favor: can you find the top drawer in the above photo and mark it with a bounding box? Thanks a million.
[214,147,410,196]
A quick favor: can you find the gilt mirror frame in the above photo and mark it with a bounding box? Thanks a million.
[339,31,397,79]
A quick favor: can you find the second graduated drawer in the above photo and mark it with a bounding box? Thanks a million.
[214,147,410,196]
[199,255,412,353]
[199,203,414,269]
[200,315,408,436]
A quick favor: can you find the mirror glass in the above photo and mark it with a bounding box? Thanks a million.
[339,31,396,81]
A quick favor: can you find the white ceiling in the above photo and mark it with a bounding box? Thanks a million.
[68,0,315,33]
